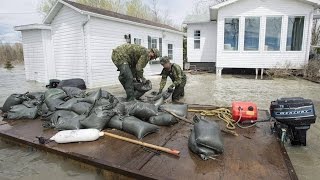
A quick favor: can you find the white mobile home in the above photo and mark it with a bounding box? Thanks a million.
[184,0,320,76]
[15,0,183,88]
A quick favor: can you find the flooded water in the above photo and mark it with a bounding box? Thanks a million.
[0,65,319,179]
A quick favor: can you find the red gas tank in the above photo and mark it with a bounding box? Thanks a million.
[232,102,258,122]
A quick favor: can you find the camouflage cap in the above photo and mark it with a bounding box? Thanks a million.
[151,48,160,59]
[160,56,171,65]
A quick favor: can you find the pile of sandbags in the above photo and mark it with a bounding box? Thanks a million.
[1,85,190,140]
[188,115,224,160]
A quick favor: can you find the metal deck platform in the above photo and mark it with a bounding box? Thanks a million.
[0,105,297,180]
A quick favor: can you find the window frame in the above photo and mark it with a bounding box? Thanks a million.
[151,37,158,49]
[194,30,201,49]
[244,16,261,52]
[133,38,142,45]
[285,15,306,52]
[168,43,173,60]
[223,17,240,52]
[264,16,283,52]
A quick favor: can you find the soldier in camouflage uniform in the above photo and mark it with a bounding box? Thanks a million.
[158,56,187,102]
[112,44,160,101]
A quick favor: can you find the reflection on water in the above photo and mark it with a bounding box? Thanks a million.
[0,66,319,180]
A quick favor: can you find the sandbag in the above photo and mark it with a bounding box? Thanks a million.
[45,98,65,111]
[159,104,188,117]
[188,130,216,160]
[129,102,158,120]
[62,87,86,98]
[80,106,115,130]
[95,95,118,109]
[193,116,224,154]
[122,116,159,139]
[7,104,38,119]
[81,89,102,104]
[55,115,86,130]
[22,99,40,108]
[45,110,79,128]
[149,112,178,126]
[40,103,49,115]
[44,89,67,100]
[57,78,86,90]
[101,90,111,99]
[56,98,82,111]
[71,102,92,115]
[113,102,126,116]
[50,129,103,143]
[2,94,26,112]
[26,92,44,101]
[106,115,123,130]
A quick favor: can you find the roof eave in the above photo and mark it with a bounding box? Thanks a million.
[14,24,51,31]
[83,10,183,35]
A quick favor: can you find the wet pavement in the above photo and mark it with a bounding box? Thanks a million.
[0,65,320,180]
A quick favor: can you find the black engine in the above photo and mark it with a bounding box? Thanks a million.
[270,97,316,146]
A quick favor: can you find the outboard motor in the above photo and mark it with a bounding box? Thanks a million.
[270,97,316,146]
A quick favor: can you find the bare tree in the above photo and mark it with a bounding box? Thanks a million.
[312,19,320,46]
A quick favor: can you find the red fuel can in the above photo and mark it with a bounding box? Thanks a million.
[232,102,258,122]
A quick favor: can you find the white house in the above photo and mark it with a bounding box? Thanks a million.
[15,0,183,88]
[184,0,320,76]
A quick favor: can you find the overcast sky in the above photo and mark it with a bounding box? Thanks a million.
[0,0,195,43]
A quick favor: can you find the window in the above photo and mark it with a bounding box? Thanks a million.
[244,17,260,51]
[159,38,162,57]
[286,16,304,51]
[151,38,157,48]
[224,18,239,51]
[265,17,282,51]
[194,30,200,49]
[168,44,173,59]
[134,38,141,45]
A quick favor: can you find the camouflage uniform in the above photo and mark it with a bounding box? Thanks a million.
[159,58,187,101]
[111,44,159,101]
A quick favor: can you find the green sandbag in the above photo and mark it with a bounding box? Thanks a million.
[2,94,27,112]
[149,112,178,126]
[44,110,79,129]
[56,98,83,111]
[188,130,216,160]
[129,102,158,120]
[55,115,85,130]
[193,115,224,154]
[7,104,38,119]
[44,88,67,100]
[80,106,116,130]
[159,104,188,117]
[45,98,65,111]
[106,115,123,130]
[62,87,86,98]
[81,89,102,104]
[71,102,92,115]
[122,116,159,139]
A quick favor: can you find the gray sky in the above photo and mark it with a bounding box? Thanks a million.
[0,0,195,43]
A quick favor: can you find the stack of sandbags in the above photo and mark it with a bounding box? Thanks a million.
[2,92,44,120]
[188,115,224,160]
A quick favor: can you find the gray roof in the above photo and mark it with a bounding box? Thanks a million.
[62,0,181,32]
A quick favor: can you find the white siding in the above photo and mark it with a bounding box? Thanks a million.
[216,0,314,69]
[51,6,87,81]
[21,30,49,83]
[187,22,217,63]
[87,17,183,88]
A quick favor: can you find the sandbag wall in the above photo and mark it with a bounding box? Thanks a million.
[1,87,188,140]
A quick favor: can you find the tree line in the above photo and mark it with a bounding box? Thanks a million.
[0,43,23,68]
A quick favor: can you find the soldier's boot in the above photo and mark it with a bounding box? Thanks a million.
[118,64,135,101]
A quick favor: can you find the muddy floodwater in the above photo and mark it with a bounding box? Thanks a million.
[0,65,319,180]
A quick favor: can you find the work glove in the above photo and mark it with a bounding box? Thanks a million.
[167,85,174,93]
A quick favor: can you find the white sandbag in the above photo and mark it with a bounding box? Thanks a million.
[50,129,104,143]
